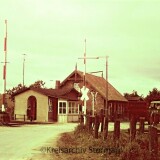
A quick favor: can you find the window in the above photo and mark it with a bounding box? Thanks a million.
[48,106,53,112]
[59,102,66,114]
[48,98,52,107]
[48,98,53,112]
[74,83,80,92]
[68,102,78,114]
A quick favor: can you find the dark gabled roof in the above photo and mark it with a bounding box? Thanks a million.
[14,87,80,101]
[60,70,127,102]
[31,88,66,97]
[32,87,80,100]
[125,96,144,101]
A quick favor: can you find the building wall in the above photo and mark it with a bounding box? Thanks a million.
[60,77,128,121]
[60,80,105,114]
[14,90,48,122]
[86,83,105,113]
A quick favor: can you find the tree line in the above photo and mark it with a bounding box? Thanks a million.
[6,80,160,104]
[6,80,45,101]
[124,88,160,104]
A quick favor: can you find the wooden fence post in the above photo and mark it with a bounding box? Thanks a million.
[114,119,120,140]
[79,112,84,125]
[103,116,108,139]
[139,117,145,134]
[86,114,89,127]
[88,115,93,131]
[84,113,87,125]
[94,114,100,139]
[130,115,137,141]
[149,126,158,159]
[100,109,104,132]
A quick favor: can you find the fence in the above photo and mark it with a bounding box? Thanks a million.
[79,109,159,159]
[14,114,26,121]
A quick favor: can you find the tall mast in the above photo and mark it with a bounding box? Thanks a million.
[2,20,8,110]
[22,54,26,86]
[78,39,99,123]
[84,38,86,87]
[4,20,8,94]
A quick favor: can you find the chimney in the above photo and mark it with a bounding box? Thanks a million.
[55,80,60,89]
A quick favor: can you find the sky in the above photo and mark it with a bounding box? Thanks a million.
[0,0,160,97]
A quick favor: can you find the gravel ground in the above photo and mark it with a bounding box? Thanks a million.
[0,123,78,160]
[0,122,136,160]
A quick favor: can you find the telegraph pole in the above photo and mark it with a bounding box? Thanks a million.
[22,54,26,86]
[105,56,109,117]
[4,20,8,94]
[97,56,109,116]
[1,20,8,110]
[97,56,109,139]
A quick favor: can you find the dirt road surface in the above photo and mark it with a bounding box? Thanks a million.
[0,123,78,160]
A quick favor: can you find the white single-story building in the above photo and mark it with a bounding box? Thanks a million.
[14,87,81,123]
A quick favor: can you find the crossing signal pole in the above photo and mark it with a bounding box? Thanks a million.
[1,20,8,111]
[78,39,99,123]
[97,56,109,139]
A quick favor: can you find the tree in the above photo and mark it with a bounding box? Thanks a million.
[124,90,143,98]
[6,80,46,102]
[29,80,45,88]
[145,88,160,104]
[6,83,27,101]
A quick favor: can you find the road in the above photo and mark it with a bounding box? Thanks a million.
[0,123,78,160]
[0,122,131,160]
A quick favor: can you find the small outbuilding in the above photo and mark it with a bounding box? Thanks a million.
[14,87,81,123]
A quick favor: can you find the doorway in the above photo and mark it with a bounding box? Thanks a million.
[27,96,37,120]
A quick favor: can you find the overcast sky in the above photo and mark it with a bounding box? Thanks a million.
[0,0,160,96]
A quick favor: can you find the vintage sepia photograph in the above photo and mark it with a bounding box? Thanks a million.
[0,0,160,159]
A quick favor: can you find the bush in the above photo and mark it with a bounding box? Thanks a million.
[74,124,89,136]
[120,135,150,160]
[57,124,159,160]
[58,132,78,147]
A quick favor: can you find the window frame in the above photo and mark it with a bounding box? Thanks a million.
[58,101,67,114]
[68,101,79,114]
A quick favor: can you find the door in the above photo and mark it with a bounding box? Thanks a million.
[48,98,58,122]
[27,96,37,120]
